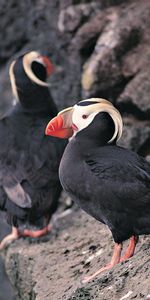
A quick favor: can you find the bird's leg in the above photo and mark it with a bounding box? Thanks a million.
[20,215,52,238]
[82,242,122,283]
[21,223,52,238]
[119,235,138,262]
[0,226,20,250]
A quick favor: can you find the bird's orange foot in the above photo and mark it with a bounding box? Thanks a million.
[0,224,52,249]
[0,227,20,250]
[82,235,139,283]
[82,262,114,283]
[21,224,52,238]
[82,243,122,283]
[119,235,138,262]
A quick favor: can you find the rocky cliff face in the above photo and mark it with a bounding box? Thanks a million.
[0,0,150,299]
[5,209,150,300]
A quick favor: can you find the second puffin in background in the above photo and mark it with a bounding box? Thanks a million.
[0,51,67,249]
[46,98,150,283]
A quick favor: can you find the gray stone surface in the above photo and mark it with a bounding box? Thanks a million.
[5,209,150,300]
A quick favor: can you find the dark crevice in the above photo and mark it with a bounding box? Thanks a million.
[115,27,142,60]
[111,76,133,103]
[117,102,150,121]
[82,75,132,104]
[72,0,127,7]
[80,35,99,62]
[137,138,150,157]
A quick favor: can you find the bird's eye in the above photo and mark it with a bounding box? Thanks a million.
[82,115,88,119]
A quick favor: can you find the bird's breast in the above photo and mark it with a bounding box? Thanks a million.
[59,142,107,224]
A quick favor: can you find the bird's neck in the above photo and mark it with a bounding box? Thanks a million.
[73,134,114,156]
[17,86,58,116]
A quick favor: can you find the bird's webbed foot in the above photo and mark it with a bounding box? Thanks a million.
[21,224,51,238]
[0,226,20,250]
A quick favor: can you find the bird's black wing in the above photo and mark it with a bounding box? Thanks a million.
[85,145,150,212]
[1,139,64,216]
[14,137,66,219]
[21,139,62,188]
[0,112,65,217]
[0,117,32,211]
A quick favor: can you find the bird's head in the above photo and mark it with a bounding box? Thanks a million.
[9,51,54,100]
[45,98,123,144]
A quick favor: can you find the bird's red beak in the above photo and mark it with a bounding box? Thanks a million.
[45,107,74,138]
[42,56,54,76]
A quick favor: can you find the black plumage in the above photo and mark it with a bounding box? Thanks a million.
[61,141,150,241]
[12,56,57,115]
[0,51,66,248]
[45,98,150,282]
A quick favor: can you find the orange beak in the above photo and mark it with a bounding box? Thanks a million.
[45,107,74,138]
[42,56,54,76]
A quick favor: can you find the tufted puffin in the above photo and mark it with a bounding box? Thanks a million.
[45,98,150,283]
[0,51,67,249]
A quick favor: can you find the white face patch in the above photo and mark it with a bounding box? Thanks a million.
[72,105,98,134]
[71,98,123,142]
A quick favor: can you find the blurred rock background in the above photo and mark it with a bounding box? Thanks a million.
[0,0,150,299]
